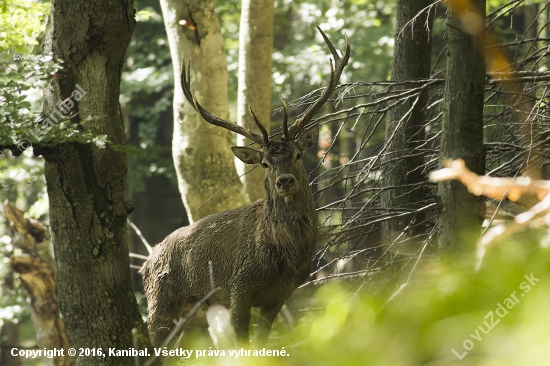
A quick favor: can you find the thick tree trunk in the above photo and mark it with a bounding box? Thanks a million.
[236,0,274,202]
[437,0,486,255]
[160,0,249,223]
[381,0,434,246]
[39,2,152,365]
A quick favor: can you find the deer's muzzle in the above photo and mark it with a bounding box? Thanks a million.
[276,174,297,196]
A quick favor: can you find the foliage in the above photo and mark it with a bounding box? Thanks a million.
[0,0,49,337]
[0,0,49,56]
[0,0,113,152]
[0,235,31,327]
[121,0,398,193]
[0,150,47,218]
[2,0,549,360]
[0,287,30,327]
[269,0,395,109]
[121,1,177,192]
[180,237,550,365]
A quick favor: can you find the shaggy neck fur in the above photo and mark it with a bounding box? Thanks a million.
[262,165,317,249]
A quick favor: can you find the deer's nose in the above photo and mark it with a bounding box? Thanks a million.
[276,174,296,191]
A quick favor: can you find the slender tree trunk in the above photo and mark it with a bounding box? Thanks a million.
[381,0,434,246]
[0,321,20,366]
[236,0,274,202]
[1,213,20,366]
[437,0,486,255]
[39,2,153,365]
[0,252,21,366]
[519,2,541,179]
[160,0,248,223]
[521,3,538,40]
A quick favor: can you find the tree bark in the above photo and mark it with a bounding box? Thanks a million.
[0,321,20,366]
[160,0,249,223]
[4,201,73,366]
[236,0,274,202]
[39,1,153,365]
[381,0,434,245]
[0,240,21,366]
[437,0,486,255]
[518,2,541,180]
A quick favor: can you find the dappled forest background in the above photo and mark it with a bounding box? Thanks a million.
[1,0,550,365]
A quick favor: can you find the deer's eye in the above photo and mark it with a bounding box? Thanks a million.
[296,153,302,160]
[261,162,269,169]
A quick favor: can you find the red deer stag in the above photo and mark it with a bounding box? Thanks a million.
[141,26,350,346]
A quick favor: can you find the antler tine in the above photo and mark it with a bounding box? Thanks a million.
[181,61,196,110]
[248,106,269,145]
[280,98,290,139]
[180,58,266,146]
[288,26,350,138]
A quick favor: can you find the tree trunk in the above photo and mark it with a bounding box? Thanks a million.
[0,247,21,366]
[518,2,541,180]
[39,2,152,365]
[0,321,20,366]
[437,0,486,255]
[236,0,274,202]
[381,0,434,246]
[160,0,249,223]
[4,201,73,366]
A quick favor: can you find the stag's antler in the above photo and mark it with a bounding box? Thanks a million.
[285,26,350,138]
[181,61,268,146]
[181,26,350,144]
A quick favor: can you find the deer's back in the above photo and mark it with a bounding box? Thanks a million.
[142,202,262,303]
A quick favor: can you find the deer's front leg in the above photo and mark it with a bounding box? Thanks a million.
[230,295,251,343]
[256,303,284,344]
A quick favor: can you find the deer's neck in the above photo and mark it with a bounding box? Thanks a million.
[261,175,317,247]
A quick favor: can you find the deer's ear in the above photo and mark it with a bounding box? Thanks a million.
[231,146,263,164]
[296,125,319,151]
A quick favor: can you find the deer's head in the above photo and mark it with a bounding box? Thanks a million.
[181,27,350,199]
[231,126,319,199]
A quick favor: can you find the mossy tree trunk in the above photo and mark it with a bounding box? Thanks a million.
[381,0,434,247]
[236,0,274,202]
[160,0,249,223]
[39,1,153,365]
